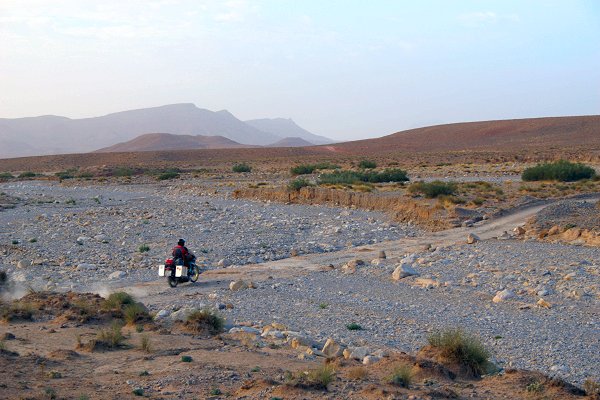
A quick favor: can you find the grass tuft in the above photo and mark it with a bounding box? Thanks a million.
[102,292,135,311]
[386,363,413,388]
[184,309,225,335]
[232,163,251,173]
[346,322,363,331]
[428,328,490,377]
[408,181,457,198]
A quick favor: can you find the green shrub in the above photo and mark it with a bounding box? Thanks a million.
[0,172,14,180]
[526,380,544,393]
[358,160,377,169]
[113,167,134,177]
[181,355,193,362]
[387,363,413,388]
[138,244,150,253]
[184,309,225,335]
[132,388,144,396]
[209,388,222,395]
[291,164,316,175]
[55,170,75,180]
[123,303,149,325]
[157,171,179,180]
[18,171,37,178]
[522,160,596,182]
[313,162,340,170]
[428,328,490,376]
[318,169,408,185]
[346,322,363,331]
[584,379,600,396]
[232,163,251,173]
[307,365,336,389]
[102,292,135,311]
[288,178,312,191]
[408,181,456,198]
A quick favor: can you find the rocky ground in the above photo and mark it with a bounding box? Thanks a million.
[0,180,417,292]
[0,178,599,398]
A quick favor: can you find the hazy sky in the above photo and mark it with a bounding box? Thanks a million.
[1,1,599,140]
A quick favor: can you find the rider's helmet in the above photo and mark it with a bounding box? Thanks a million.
[177,238,185,246]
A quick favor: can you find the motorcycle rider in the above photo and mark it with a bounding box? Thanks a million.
[172,238,195,267]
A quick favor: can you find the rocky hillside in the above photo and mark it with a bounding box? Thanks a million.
[95,133,253,152]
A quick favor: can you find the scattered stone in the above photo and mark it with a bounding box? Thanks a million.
[108,271,126,280]
[343,346,370,360]
[77,263,97,271]
[217,259,231,268]
[378,250,387,259]
[514,226,526,235]
[322,338,344,358]
[362,355,381,365]
[467,233,480,244]
[392,264,419,280]
[497,231,511,240]
[153,309,171,321]
[493,289,515,303]
[537,298,552,309]
[230,280,249,291]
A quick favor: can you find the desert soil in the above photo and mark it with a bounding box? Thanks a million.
[0,178,598,399]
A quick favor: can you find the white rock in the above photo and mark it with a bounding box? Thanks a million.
[217,259,231,267]
[261,330,285,339]
[229,280,248,291]
[94,234,108,242]
[77,263,97,271]
[344,346,370,360]
[169,307,200,322]
[16,260,31,269]
[76,236,90,245]
[229,326,261,335]
[392,264,419,280]
[153,309,171,320]
[108,271,126,280]
[362,355,381,365]
[493,289,515,303]
[322,338,344,358]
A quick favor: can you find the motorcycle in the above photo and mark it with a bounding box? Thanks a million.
[158,258,201,287]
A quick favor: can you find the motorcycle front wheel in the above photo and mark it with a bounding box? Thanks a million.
[167,276,178,287]
[189,265,200,282]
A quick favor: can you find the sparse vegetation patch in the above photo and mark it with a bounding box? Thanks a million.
[408,181,457,198]
[318,169,409,185]
[183,309,225,335]
[232,163,252,173]
[428,328,491,377]
[522,160,596,182]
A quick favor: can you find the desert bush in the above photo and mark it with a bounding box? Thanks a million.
[132,388,144,396]
[526,380,544,393]
[346,322,363,331]
[123,303,149,325]
[102,292,135,311]
[347,366,368,380]
[113,167,135,177]
[313,162,340,170]
[96,322,125,348]
[584,379,600,397]
[1,301,34,322]
[0,172,14,180]
[18,171,37,178]
[288,178,312,191]
[408,181,457,198]
[138,244,150,253]
[184,309,225,335]
[139,334,152,353]
[522,160,596,182]
[319,169,408,185]
[232,163,251,173]
[358,160,377,169]
[157,171,179,180]
[55,170,75,180]
[386,363,413,388]
[428,328,490,376]
[181,355,193,362]
[285,365,336,390]
[291,164,316,175]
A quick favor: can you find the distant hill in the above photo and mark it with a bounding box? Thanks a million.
[245,118,333,145]
[0,104,326,158]
[95,133,252,153]
[268,137,314,147]
[320,115,600,154]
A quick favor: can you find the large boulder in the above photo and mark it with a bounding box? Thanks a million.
[229,280,248,291]
[322,338,345,358]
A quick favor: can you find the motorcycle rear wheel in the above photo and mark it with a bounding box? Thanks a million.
[189,265,200,282]
[167,276,178,287]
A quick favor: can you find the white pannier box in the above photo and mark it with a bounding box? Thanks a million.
[175,265,187,278]
[158,264,166,277]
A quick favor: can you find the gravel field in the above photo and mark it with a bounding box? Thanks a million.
[219,240,599,385]
[0,180,418,290]
[0,180,598,386]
